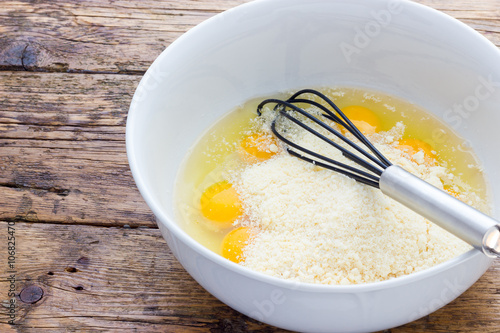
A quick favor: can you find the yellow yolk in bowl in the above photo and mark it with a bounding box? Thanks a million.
[341,105,381,135]
[444,185,460,198]
[221,227,256,263]
[240,133,278,162]
[396,139,436,164]
[200,181,242,227]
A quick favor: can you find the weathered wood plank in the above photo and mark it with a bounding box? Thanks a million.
[0,222,498,332]
[0,71,137,125]
[0,72,154,227]
[0,222,288,332]
[0,0,253,73]
[0,0,498,74]
[417,0,500,46]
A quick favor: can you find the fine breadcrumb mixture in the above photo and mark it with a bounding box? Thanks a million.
[227,105,483,285]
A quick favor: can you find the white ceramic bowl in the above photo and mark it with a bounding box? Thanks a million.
[126,0,500,332]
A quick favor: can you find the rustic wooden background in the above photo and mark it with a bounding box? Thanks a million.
[0,0,499,332]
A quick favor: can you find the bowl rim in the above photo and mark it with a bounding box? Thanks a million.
[126,0,496,294]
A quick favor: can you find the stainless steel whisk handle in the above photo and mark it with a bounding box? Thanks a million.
[380,165,500,258]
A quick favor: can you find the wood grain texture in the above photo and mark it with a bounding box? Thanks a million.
[0,0,498,74]
[0,222,282,332]
[0,222,499,332]
[0,72,155,227]
[0,0,253,74]
[0,0,499,332]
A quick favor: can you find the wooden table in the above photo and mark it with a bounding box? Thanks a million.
[0,0,498,332]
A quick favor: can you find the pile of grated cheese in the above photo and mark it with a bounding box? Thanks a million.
[228,106,484,285]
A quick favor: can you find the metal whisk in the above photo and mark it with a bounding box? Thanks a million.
[257,89,500,258]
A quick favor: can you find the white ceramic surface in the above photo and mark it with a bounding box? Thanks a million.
[126,0,500,332]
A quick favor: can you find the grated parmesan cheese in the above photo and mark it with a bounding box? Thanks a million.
[228,107,484,285]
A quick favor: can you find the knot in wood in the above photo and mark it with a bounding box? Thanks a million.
[19,285,44,304]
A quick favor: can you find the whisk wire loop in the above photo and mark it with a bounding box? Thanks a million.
[287,149,380,188]
[258,99,387,173]
[288,89,392,168]
[256,89,394,188]
[269,116,381,184]
[283,100,389,171]
[276,106,385,177]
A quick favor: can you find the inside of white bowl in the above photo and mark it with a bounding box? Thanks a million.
[127,0,500,237]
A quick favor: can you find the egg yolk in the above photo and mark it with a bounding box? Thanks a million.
[240,133,278,162]
[200,181,242,226]
[221,227,256,263]
[396,138,436,164]
[444,185,460,198]
[340,105,381,135]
